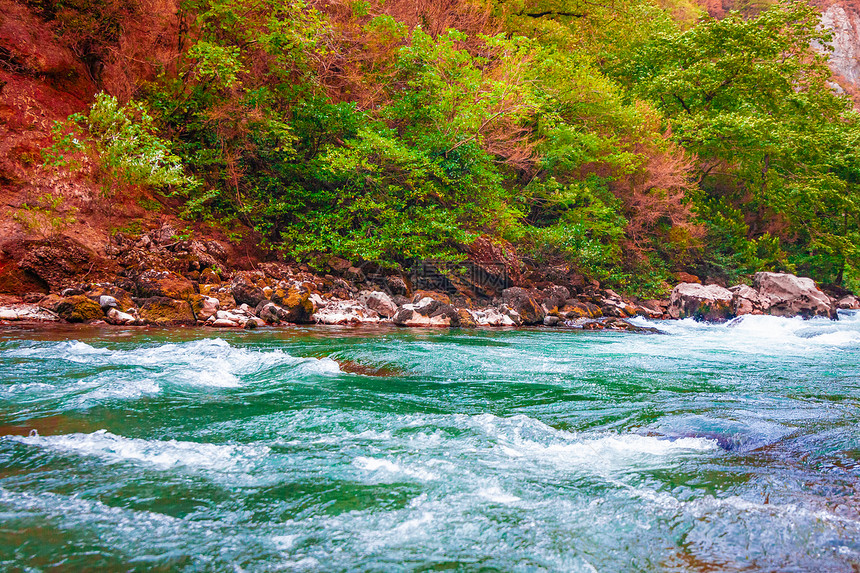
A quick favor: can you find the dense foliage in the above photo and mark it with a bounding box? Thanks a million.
[48,0,860,294]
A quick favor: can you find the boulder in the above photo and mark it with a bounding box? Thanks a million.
[728,284,764,316]
[313,300,380,325]
[472,306,521,327]
[271,286,315,323]
[502,287,545,324]
[191,295,220,321]
[0,309,19,321]
[137,297,195,325]
[543,315,561,326]
[105,308,141,326]
[753,272,834,319]
[410,290,451,304]
[87,285,135,309]
[327,257,352,273]
[136,270,196,300]
[255,301,293,324]
[0,265,48,296]
[393,297,460,327]
[230,277,267,307]
[205,308,255,327]
[16,236,112,292]
[560,301,601,319]
[668,283,734,321]
[202,287,237,310]
[541,285,570,312]
[384,275,409,296]
[457,308,477,328]
[358,291,398,318]
[676,271,701,284]
[98,295,118,310]
[0,304,59,322]
[836,295,860,310]
[199,268,221,284]
[55,295,104,323]
[244,317,265,329]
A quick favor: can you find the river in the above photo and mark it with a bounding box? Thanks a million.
[1,313,859,571]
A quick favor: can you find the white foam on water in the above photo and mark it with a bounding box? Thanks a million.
[0,485,193,550]
[477,486,521,504]
[6,429,270,473]
[352,456,439,481]
[0,338,343,408]
[630,485,860,529]
[631,313,860,352]
[464,413,717,470]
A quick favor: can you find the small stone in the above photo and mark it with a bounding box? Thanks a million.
[99,295,118,310]
[0,309,19,321]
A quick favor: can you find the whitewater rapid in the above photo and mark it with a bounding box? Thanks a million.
[0,315,858,570]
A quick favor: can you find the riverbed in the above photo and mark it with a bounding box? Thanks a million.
[1,313,859,571]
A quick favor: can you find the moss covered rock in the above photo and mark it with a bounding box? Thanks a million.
[138,297,195,325]
[55,295,104,323]
[136,270,196,301]
[86,285,135,312]
[271,286,315,323]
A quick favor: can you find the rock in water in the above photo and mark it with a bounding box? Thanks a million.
[55,295,105,323]
[358,291,398,318]
[501,287,545,325]
[393,297,460,327]
[668,283,734,321]
[729,284,764,316]
[137,297,195,325]
[230,277,267,307]
[753,272,834,319]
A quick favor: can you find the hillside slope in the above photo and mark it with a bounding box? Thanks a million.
[0,0,858,297]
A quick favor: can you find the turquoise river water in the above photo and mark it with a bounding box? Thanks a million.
[1,312,859,571]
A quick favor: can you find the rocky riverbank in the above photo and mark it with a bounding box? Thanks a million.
[0,225,856,331]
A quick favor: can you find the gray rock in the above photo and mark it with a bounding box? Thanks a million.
[196,296,220,321]
[753,272,834,318]
[501,287,545,324]
[668,283,734,321]
[230,278,267,307]
[543,315,561,326]
[836,295,860,309]
[541,286,570,312]
[99,295,118,310]
[358,290,398,318]
[728,284,763,316]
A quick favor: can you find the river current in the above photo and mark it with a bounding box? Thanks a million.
[0,312,859,571]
